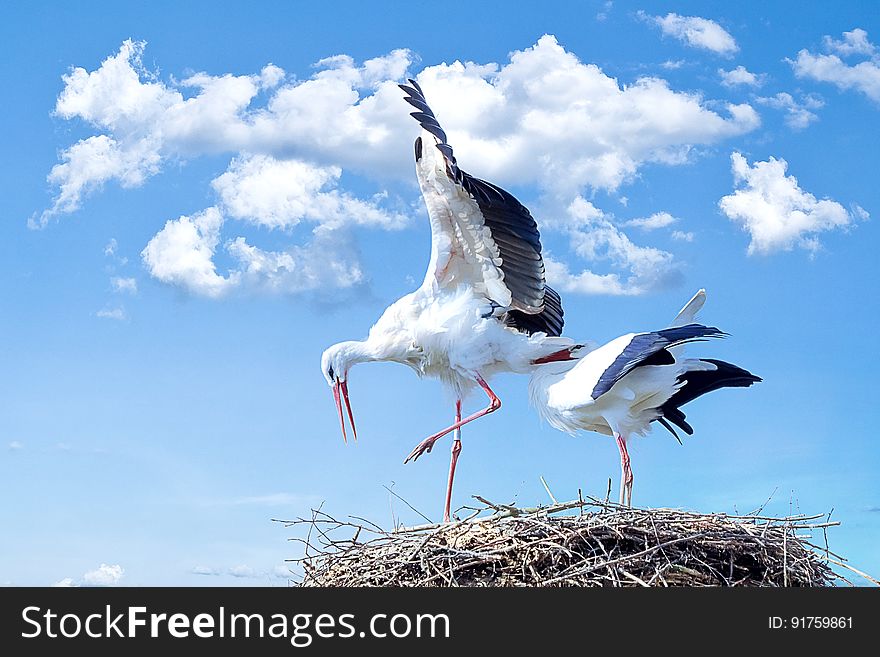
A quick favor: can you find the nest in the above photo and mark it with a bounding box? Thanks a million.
[276,496,872,587]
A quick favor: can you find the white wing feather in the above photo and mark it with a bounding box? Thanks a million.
[670,289,706,327]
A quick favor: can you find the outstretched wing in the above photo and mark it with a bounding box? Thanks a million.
[591,324,726,399]
[399,79,556,325]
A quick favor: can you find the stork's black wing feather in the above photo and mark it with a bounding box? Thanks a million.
[399,78,551,314]
[591,324,727,400]
[655,358,761,435]
[507,285,565,336]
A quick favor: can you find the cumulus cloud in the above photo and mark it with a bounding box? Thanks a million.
[413,35,757,194]
[82,563,125,586]
[756,93,823,130]
[212,155,405,230]
[718,152,865,255]
[142,207,363,297]
[55,563,124,587]
[141,207,235,298]
[641,12,739,56]
[42,36,757,214]
[719,65,764,87]
[41,37,758,297]
[544,198,680,295]
[790,29,880,103]
[824,28,877,57]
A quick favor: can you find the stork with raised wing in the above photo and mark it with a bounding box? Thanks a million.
[528,290,761,506]
[321,79,578,521]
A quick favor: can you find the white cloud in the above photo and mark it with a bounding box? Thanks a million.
[790,29,880,103]
[111,276,138,294]
[192,566,222,576]
[413,35,757,194]
[96,306,127,321]
[212,155,405,230]
[141,207,236,298]
[82,563,124,587]
[42,37,760,298]
[661,59,685,70]
[52,578,77,588]
[8,441,23,451]
[624,211,679,230]
[824,28,877,57]
[671,230,695,242]
[596,1,613,22]
[544,198,680,295]
[32,134,161,227]
[42,36,758,218]
[718,152,864,255]
[228,565,259,579]
[142,207,363,297]
[55,563,124,587]
[719,65,764,87]
[642,12,739,56]
[756,93,823,130]
[191,563,291,580]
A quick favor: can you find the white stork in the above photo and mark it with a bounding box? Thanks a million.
[528,290,761,506]
[321,78,577,521]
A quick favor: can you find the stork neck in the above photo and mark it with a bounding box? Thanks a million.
[339,338,408,366]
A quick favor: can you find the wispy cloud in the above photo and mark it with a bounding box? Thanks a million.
[111,276,137,294]
[191,563,290,580]
[756,92,824,130]
[96,305,126,321]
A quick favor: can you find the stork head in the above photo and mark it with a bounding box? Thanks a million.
[320,341,359,443]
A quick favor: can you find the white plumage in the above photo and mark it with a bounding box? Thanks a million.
[528,290,761,506]
[321,79,574,521]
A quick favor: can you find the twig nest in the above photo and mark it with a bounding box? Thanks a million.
[280,499,850,587]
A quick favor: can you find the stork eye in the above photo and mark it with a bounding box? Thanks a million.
[328,365,335,380]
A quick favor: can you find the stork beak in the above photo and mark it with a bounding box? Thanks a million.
[332,377,357,443]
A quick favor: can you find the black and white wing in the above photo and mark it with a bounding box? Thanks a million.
[399,78,564,336]
[590,324,726,400]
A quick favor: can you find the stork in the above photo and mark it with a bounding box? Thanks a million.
[528,290,761,506]
[321,78,576,522]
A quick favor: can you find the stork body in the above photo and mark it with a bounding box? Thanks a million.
[528,291,761,505]
[321,79,573,521]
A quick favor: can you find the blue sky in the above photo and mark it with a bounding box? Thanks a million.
[1,0,877,586]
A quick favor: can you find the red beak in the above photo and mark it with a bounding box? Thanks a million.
[332,377,357,443]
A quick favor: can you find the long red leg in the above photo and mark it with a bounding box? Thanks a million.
[404,375,500,464]
[615,434,634,506]
[442,400,463,523]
